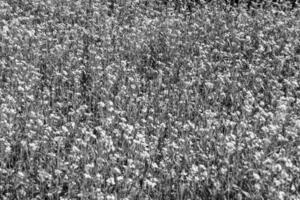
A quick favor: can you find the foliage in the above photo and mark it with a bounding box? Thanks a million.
[0,0,300,199]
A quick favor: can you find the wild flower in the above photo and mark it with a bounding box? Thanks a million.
[1,1,300,199]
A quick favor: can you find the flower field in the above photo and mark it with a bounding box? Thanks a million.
[0,1,300,199]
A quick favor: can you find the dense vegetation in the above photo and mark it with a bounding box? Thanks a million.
[1,0,300,199]
[159,0,299,11]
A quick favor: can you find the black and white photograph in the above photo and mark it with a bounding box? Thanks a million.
[0,0,300,199]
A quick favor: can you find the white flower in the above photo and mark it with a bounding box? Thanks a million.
[278,191,285,200]
[278,104,287,112]
[112,167,121,174]
[253,172,260,180]
[5,145,11,154]
[84,173,92,179]
[107,177,115,185]
[220,167,227,175]
[29,143,39,151]
[107,100,114,107]
[38,169,52,181]
[98,102,105,108]
[17,171,25,178]
[191,164,198,173]
[62,126,68,133]
[126,124,134,134]
[274,178,281,186]
[183,124,189,131]
[107,194,116,200]
[274,164,282,171]
[205,82,214,89]
[145,179,156,188]
[254,183,261,191]
[227,141,235,154]
[295,120,300,129]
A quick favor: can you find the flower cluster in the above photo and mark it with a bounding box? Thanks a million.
[0,1,300,199]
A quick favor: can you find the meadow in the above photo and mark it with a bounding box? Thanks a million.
[0,1,300,199]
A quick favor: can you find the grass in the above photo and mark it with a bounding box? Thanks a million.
[0,0,300,199]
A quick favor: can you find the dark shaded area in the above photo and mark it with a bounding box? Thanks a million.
[157,0,299,11]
